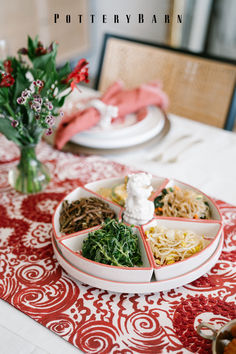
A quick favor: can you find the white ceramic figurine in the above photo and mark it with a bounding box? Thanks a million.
[123,173,154,225]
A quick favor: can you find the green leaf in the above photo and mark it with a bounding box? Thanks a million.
[13,66,29,103]
[50,41,58,60]
[33,51,56,71]
[46,58,56,75]
[0,118,21,145]
[57,62,71,80]
[0,87,8,105]
[31,125,44,143]
[27,36,35,59]
[57,96,67,107]
[27,35,39,59]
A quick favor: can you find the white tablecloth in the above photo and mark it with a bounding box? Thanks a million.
[109,114,236,205]
[1,107,235,354]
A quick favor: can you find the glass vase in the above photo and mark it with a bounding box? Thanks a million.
[8,144,50,194]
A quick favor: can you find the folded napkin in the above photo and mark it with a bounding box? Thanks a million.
[55,81,168,149]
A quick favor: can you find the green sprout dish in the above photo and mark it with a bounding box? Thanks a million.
[81,219,143,267]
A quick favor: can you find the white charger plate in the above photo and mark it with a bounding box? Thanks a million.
[70,106,165,149]
[52,231,223,294]
[79,111,146,137]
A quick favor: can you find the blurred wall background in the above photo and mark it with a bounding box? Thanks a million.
[0,0,89,62]
[206,0,236,59]
[85,0,171,81]
[0,0,235,86]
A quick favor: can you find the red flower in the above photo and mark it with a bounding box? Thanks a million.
[0,73,15,87]
[18,41,53,57]
[64,59,89,90]
[4,60,13,74]
[18,48,28,55]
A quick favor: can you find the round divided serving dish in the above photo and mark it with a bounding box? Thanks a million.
[52,175,223,293]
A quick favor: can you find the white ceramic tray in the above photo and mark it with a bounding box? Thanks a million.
[52,175,223,293]
[52,231,223,294]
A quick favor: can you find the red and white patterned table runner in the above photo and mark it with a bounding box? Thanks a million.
[0,135,235,354]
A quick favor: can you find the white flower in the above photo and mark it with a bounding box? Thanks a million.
[21,89,31,98]
[53,87,59,96]
[45,128,53,135]
[45,101,53,110]
[45,115,55,126]
[29,82,35,93]
[36,80,43,87]
[25,71,34,82]
[34,97,43,105]
[17,97,25,105]
[31,101,41,112]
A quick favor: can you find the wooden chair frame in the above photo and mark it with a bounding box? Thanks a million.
[95,33,236,130]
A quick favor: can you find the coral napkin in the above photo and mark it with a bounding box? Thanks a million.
[55,81,168,150]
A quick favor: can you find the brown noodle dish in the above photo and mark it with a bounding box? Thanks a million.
[154,186,211,219]
[59,197,116,234]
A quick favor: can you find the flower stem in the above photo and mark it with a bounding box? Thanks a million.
[4,103,16,118]
[9,145,50,194]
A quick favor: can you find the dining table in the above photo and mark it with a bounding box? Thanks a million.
[0,87,235,354]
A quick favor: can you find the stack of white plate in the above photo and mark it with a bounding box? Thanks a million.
[70,106,166,149]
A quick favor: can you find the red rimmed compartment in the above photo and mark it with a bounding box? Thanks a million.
[141,217,223,281]
[51,227,224,294]
[153,179,222,221]
[85,175,168,206]
[149,178,169,201]
[58,224,153,283]
[52,186,123,240]
[85,177,126,196]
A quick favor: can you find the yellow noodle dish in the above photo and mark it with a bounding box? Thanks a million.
[145,225,208,265]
